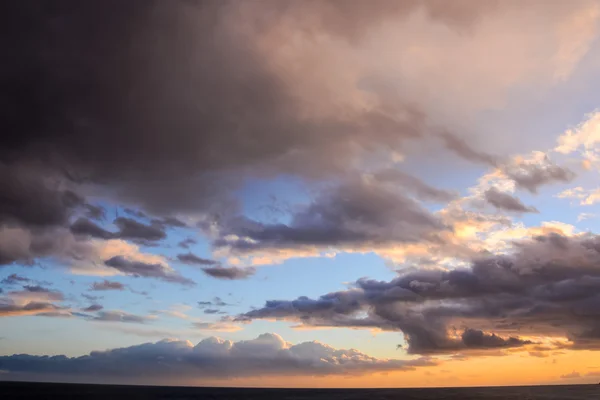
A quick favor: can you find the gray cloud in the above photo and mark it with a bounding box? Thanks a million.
[439,133,499,166]
[214,177,446,255]
[503,157,576,194]
[239,233,600,354]
[202,266,256,280]
[90,280,125,291]
[113,217,166,242]
[1,274,30,285]
[82,293,102,302]
[70,218,114,239]
[104,256,194,285]
[198,297,230,308]
[176,252,216,266]
[84,204,106,221]
[0,333,437,384]
[71,216,167,243]
[483,188,538,213]
[83,304,103,312]
[92,310,152,324]
[372,169,458,203]
[178,238,197,249]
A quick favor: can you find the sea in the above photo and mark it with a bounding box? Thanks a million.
[1,381,599,399]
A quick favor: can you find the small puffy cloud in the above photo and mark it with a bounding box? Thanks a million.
[557,187,600,206]
[202,266,256,280]
[178,238,197,249]
[0,333,437,384]
[90,280,125,291]
[176,252,216,266]
[83,304,103,312]
[104,256,194,285]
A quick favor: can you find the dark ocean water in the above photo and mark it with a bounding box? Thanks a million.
[1,381,599,400]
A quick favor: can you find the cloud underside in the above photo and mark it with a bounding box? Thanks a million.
[0,333,435,383]
[239,233,600,354]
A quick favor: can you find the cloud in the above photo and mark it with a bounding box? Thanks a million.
[90,280,125,291]
[198,297,230,308]
[557,187,600,206]
[84,204,106,221]
[483,188,538,213]
[70,218,114,240]
[0,333,438,384]
[202,266,256,280]
[83,304,103,312]
[560,371,581,379]
[238,232,600,354]
[501,152,576,194]
[113,217,166,242]
[92,310,154,324]
[214,177,446,260]
[1,274,30,285]
[104,256,194,285]
[0,301,61,317]
[0,0,597,275]
[71,217,166,242]
[176,253,216,266]
[178,238,197,249]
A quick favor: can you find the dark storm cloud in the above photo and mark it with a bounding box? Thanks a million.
[202,266,256,280]
[0,333,437,384]
[90,280,125,291]
[1,274,30,285]
[104,256,194,285]
[214,177,446,254]
[239,233,600,354]
[483,188,538,213]
[176,252,216,266]
[0,0,505,229]
[0,163,83,228]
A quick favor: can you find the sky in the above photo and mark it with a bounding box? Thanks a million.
[4,0,600,388]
